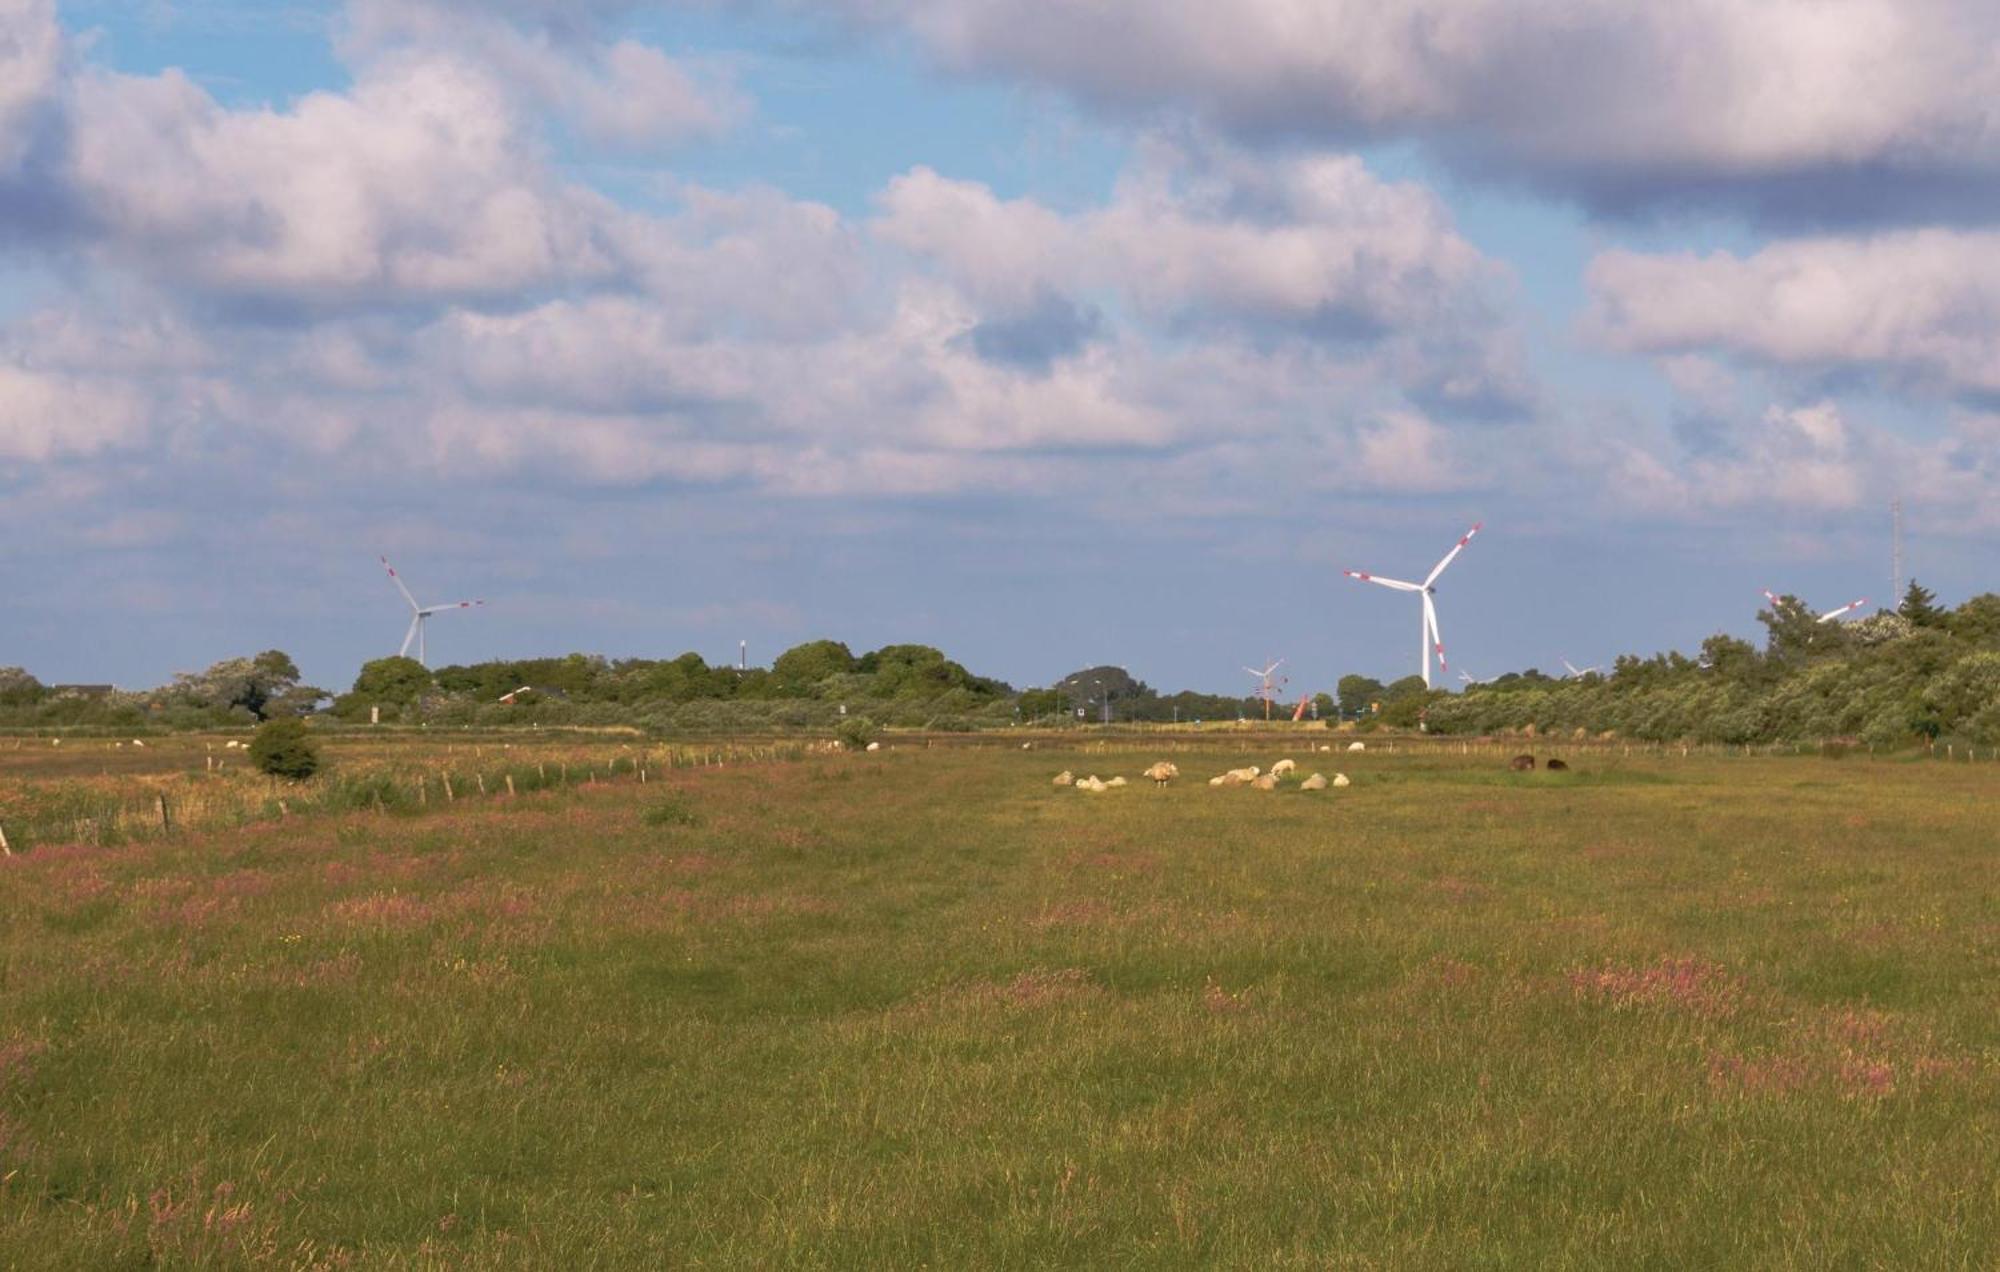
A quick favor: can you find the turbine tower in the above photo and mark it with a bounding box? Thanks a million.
[1761,589,1868,624]
[1244,658,1287,721]
[380,557,484,668]
[1344,523,1481,689]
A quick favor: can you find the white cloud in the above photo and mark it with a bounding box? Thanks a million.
[845,0,2000,222]
[0,0,61,172]
[63,55,624,305]
[0,364,147,460]
[1588,230,2000,398]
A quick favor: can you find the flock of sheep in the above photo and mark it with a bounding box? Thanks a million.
[1054,757,1352,794]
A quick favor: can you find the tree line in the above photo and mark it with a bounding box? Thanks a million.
[4,581,1998,745]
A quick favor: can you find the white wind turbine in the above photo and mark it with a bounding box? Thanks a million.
[1762,589,1868,623]
[1561,658,1602,679]
[1344,522,1481,690]
[1245,658,1287,721]
[380,557,484,668]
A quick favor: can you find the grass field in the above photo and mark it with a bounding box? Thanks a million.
[2,742,1995,1266]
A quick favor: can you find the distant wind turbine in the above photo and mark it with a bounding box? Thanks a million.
[380,557,484,668]
[1561,658,1602,679]
[1344,522,1482,689]
[1762,589,1868,623]
[1245,658,1287,721]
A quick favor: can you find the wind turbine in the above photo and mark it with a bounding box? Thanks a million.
[1561,658,1602,679]
[380,557,484,668]
[1245,658,1287,721]
[1458,670,1489,687]
[1344,522,1482,689]
[1761,589,1868,623]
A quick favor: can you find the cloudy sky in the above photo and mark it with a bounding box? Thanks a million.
[5,0,1998,696]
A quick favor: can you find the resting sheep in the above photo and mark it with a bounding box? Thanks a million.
[1251,773,1279,791]
[1077,776,1109,793]
[1332,774,1351,788]
[1053,770,1075,786]
[1300,773,1328,791]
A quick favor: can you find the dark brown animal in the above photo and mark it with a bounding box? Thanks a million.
[1509,754,1536,771]
[1545,758,1569,772]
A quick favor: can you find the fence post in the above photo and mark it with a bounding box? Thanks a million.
[418,775,427,806]
[157,792,171,834]
[505,774,516,797]
[0,821,10,856]
[442,774,455,802]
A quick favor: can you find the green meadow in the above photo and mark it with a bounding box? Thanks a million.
[2,744,1995,1266]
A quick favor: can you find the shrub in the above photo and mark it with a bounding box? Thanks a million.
[643,794,701,827]
[835,715,879,750]
[249,717,321,780]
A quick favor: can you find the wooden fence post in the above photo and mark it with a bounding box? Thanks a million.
[505,774,516,797]
[157,792,171,834]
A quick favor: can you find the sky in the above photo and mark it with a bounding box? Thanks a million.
[5,0,1999,697]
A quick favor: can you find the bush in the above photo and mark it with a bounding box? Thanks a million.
[643,794,701,827]
[249,717,321,780]
[835,715,879,750]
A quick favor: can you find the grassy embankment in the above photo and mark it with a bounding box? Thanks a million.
[1,744,1994,1265]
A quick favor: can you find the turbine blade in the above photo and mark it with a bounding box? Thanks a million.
[1424,593,1447,672]
[381,556,420,611]
[1819,598,1867,622]
[420,600,485,616]
[1345,571,1423,592]
[399,615,418,658]
[1422,522,1482,588]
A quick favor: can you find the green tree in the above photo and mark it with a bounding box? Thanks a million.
[249,717,321,780]
[772,641,856,693]
[350,657,434,707]
[1337,674,1384,716]
[1900,580,1946,628]
[0,667,44,708]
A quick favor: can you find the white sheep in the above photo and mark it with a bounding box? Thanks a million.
[1053,770,1076,786]
[1333,773,1351,788]
[866,741,881,752]
[1106,776,1128,788]
[131,739,145,748]
[1347,741,1366,753]
[1143,761,1178,787]
[1077,776,1110,793]
[1208,775,1230,787]
[1300,773,1328,791]
[1251,773,1279,791]
[1271,759,1297,776]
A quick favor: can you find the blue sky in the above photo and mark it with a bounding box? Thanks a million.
[5,0,1998,696]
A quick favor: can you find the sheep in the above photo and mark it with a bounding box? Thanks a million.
[1347,741,1366,753]
[131,739,145,748]
[1510,754,1536,771]
[1332,774,1351,788]
[1076,776,1110,793]
[1021,742,1034,750]
[1300,773,1328,791]
[866,741,881,752]
[1053,770,1075,786]
[1546,758,1570,772]
[1271,759,1297,776]
[1106,776,1128,788]
[1251,773,1280,791]
[1219,766,1260,783]
[1143,761,1179,787]
[1209,775,1229,787]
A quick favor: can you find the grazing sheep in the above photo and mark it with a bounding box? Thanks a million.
[1251,773,1279,791]
[1143,761,1179,787]
[1300,773,1328,791]
[866,741,881,752]
[1332,773,1351,788]
[1271,759,1297,776]
[1053,770,1075,786]
[1318,745,1333,753]
[1546,758,1570,772]
[1510,754,1536,771]
[1347,741,1366,753]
